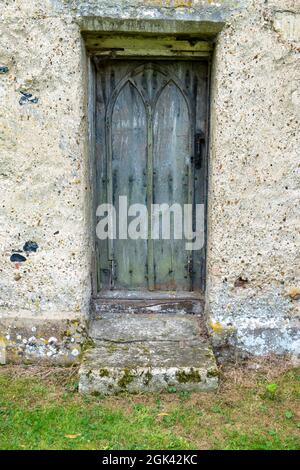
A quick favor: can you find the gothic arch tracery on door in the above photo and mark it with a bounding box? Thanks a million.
[95,60,208,292]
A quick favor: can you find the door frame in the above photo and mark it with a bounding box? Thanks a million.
[86,33,213,299]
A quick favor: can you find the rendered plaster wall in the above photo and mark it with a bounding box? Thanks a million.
[207,0,300,359]
[0,0,91,362]
[0,0,299,362]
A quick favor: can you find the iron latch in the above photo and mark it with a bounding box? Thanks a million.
[194,131,205,169]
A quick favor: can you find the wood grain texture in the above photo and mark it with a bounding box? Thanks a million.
[86,34,212,58]
[95,60,208,292]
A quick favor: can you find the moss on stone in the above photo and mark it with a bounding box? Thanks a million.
[207,368,219,378]
[64,330,73,338]
[117,368,135,389]
[104,343,119,353]
[99,368,110,377]
[139,344,150,354]
[91,390,104,397]
[176,368,202,383]
[143,370,153,386]
[81,338,95,353]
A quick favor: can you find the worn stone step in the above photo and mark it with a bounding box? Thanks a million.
[92,298,203,316]
[80,311,218,395]
[79,339,218,394]
[88,312,206,343]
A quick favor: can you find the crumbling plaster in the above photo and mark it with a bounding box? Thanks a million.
[0,0,299,362]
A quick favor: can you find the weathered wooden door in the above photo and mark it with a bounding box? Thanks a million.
[95,60,208,293]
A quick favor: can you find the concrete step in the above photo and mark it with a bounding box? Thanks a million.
[79,312,218,395]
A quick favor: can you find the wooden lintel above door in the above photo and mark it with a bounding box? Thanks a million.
[84,33,213,59]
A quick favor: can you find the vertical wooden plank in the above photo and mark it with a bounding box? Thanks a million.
[190,61,209,291]
[153,76,191,290]
[111,81,148,288]
[106,97,114,284]
[146,104,155,291]
[95,62,109,289]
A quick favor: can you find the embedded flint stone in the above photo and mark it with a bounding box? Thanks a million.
[19,91,39,105]
[0,317,88,364]
[23,241,38,253]
[10,253,26,263]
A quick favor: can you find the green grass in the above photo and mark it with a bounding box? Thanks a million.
[0,362,299,450]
